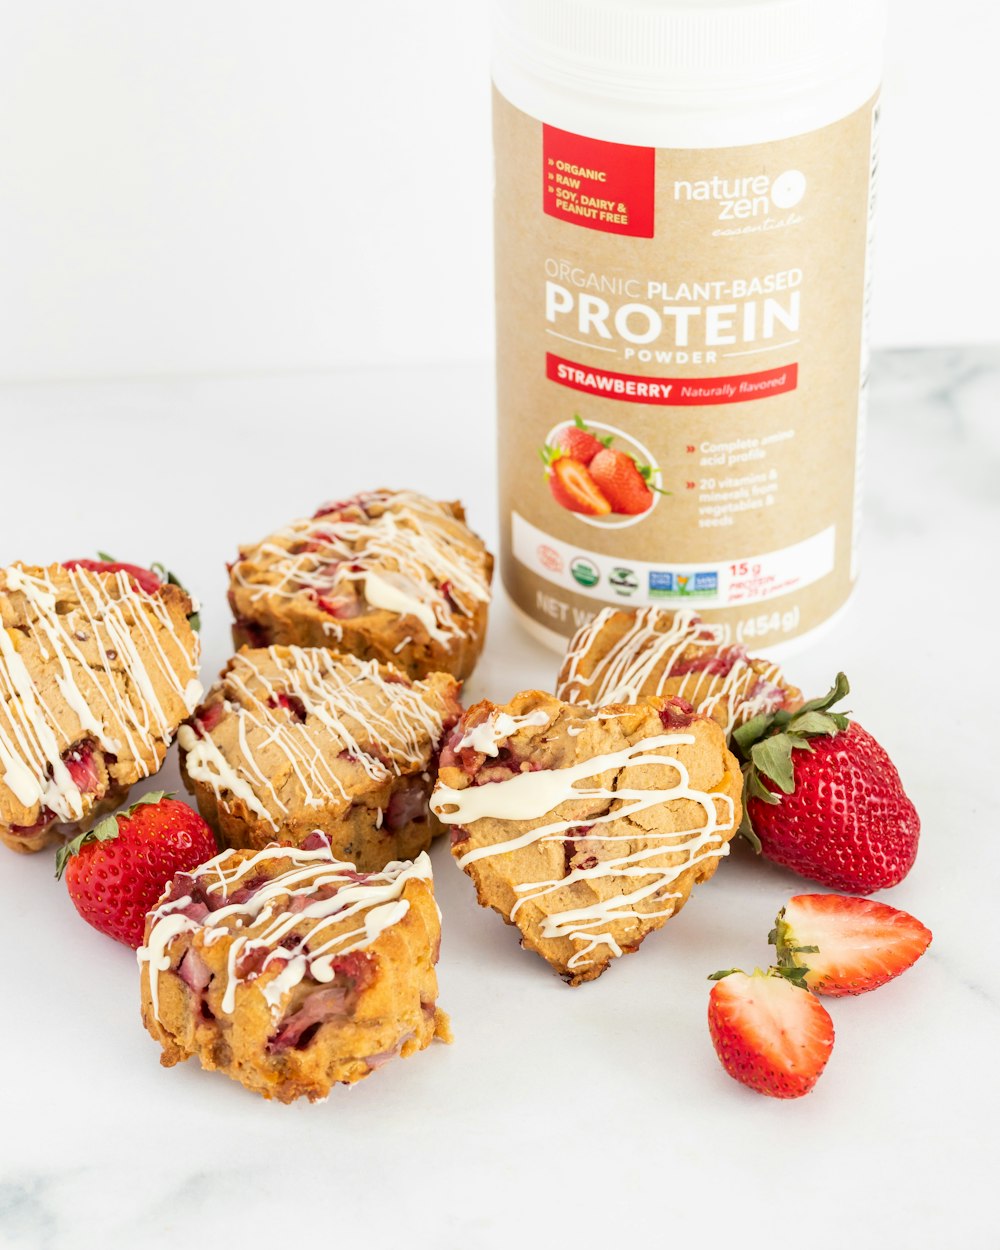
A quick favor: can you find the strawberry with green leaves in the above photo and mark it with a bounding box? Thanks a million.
[63,557,164,596]
[55,793,217,948]
[540,418,667,517]
[63,552,201,630]
[588,447,661,515]
[770,893,932,997]
[707,965,835,1099]
[551,414,612,466]
[733,673,920,893]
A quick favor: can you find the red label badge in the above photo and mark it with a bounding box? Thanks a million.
[546,354,799,406]
[543,125,655,238]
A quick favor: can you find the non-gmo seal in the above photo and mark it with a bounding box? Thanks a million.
[608,567,639,596]
[570,557,600,588]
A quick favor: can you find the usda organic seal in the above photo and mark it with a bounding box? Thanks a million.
[571,557,600,588]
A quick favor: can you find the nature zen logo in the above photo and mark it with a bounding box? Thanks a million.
[673,169,806,222]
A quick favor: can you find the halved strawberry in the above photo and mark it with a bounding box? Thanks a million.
[771,893,932,997]
[707,966,834,1098]
[542,451,612,516]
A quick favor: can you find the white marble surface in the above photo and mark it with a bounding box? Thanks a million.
[0,347,996,1249]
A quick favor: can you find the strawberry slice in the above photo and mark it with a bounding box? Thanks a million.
[707,966,834,1099]
[770,893,933,997]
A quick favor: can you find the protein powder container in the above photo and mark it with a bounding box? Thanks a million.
[494,0,886,652]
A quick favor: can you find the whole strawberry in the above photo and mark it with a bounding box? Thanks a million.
[63,557,163,595]
[551,414,611,466]
[63,552,200,629]
[55,793,217,948]
[733,674,919,893]
[588,447,661,515]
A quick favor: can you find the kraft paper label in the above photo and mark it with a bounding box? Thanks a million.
[495,88,879,647]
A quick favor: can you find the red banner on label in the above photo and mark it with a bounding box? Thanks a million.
[545,354,798,406]
[543,125,655,238]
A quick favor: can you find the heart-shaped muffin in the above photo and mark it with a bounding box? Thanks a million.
[432,690,743,985]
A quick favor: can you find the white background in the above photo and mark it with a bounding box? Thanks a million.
[0,0,997,384]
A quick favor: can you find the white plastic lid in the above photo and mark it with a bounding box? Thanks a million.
[495,0,887,97]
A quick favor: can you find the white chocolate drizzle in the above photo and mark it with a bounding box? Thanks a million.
[455,709,549,757]
[137,843,432,1021]
[179,646,450,830]
[433,729,735,972]
[231,490,490,646]
[0,564,201,821]
[559,607,788,737]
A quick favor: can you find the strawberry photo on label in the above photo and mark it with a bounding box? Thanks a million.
[733,674,920,893]
[588,447,661,515]
[771,893,933,997]
[707,966,834,1099]
[551,414,612,466]
[542,446,612,515]
[55,793,218,949]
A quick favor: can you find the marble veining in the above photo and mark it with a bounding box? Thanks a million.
[0,348,996,1250]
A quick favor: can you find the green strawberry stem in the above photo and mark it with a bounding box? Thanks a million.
[628,454,671,497]
[733,673,852,852]
[54,790,171,879]
[150,562,201,632]
[572,413,614,448]
[708,965,812,989]
[768,907,820,970]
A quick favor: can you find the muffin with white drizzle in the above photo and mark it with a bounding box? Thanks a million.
[556,606,801,740]
[433,690,742,985]
[178,645,461,871]
[0,562,201,854]
[138,833,451,1102]
[227,490,493,682]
